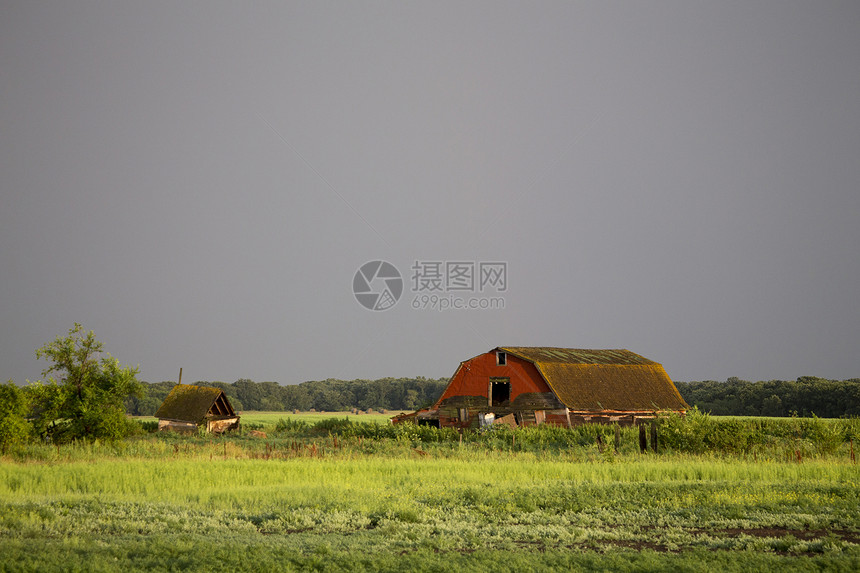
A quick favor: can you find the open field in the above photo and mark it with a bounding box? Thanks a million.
[240,410,407,426]
[1,415,858,571]
[134,410,405,427]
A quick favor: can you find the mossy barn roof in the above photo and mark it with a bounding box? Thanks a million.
[154,384,237,423]
[499,347,688,412]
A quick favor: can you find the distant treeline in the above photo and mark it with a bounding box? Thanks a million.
[676,377,860,418]
[127,377,449,416]
[128,376,860,418]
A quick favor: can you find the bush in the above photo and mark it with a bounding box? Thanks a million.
[0,382,31,452]
[138,420,159,433]
[657,409,858,456]
[272,418,310,435]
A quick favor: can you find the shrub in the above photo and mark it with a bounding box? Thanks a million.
[273,418,310,435]
[657,409,857,456]
[0,382,31,452]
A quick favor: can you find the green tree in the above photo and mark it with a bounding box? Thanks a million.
[29,324,144,442]
[282,384,312,411]
[0,381,31,452]
[404,389,420,410]
[234,378,264,410]
[761,394,783,417]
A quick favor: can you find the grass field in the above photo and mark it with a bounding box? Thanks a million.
[239,410,406,426]
[133,410,404,427]
[1,414,858,571]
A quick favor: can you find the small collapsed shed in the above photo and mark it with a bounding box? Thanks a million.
[154,384,240,433]
[397,347,688,428]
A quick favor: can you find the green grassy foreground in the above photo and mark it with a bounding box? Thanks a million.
[1,416,859,572]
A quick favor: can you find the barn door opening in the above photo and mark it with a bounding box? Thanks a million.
[490,377,511,406]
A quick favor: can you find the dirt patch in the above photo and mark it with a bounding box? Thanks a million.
[714,528,860,543]
[600,540,677,553]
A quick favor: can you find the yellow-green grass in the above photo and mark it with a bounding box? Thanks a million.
[132,411,849,429]
[133,410,405,427]
[1,451,858,571]
[2,454,856,505]
[2,426,860,573]
[239,410,405,426]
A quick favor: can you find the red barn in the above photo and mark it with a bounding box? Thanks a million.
[404,347,687,428]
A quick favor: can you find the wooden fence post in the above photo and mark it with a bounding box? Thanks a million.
[639,424,647,453]
[614,424,621,453]
[650,421,658,454]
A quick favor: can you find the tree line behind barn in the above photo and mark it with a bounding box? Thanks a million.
[675,377,860,418]
[127,373,860,420]
[127,377,449,416]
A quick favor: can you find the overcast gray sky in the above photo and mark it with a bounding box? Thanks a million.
[2,1,859,385]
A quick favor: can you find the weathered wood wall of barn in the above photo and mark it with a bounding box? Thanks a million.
[158,420,197,433]
[206,418,240,433]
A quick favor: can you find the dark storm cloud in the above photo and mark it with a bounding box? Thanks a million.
[2,2,858,384]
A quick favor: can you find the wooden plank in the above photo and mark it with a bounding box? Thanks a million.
[493,413,517,429]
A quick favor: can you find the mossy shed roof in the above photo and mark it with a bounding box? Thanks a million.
[498,347,688,412]
[154,384,236,423]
